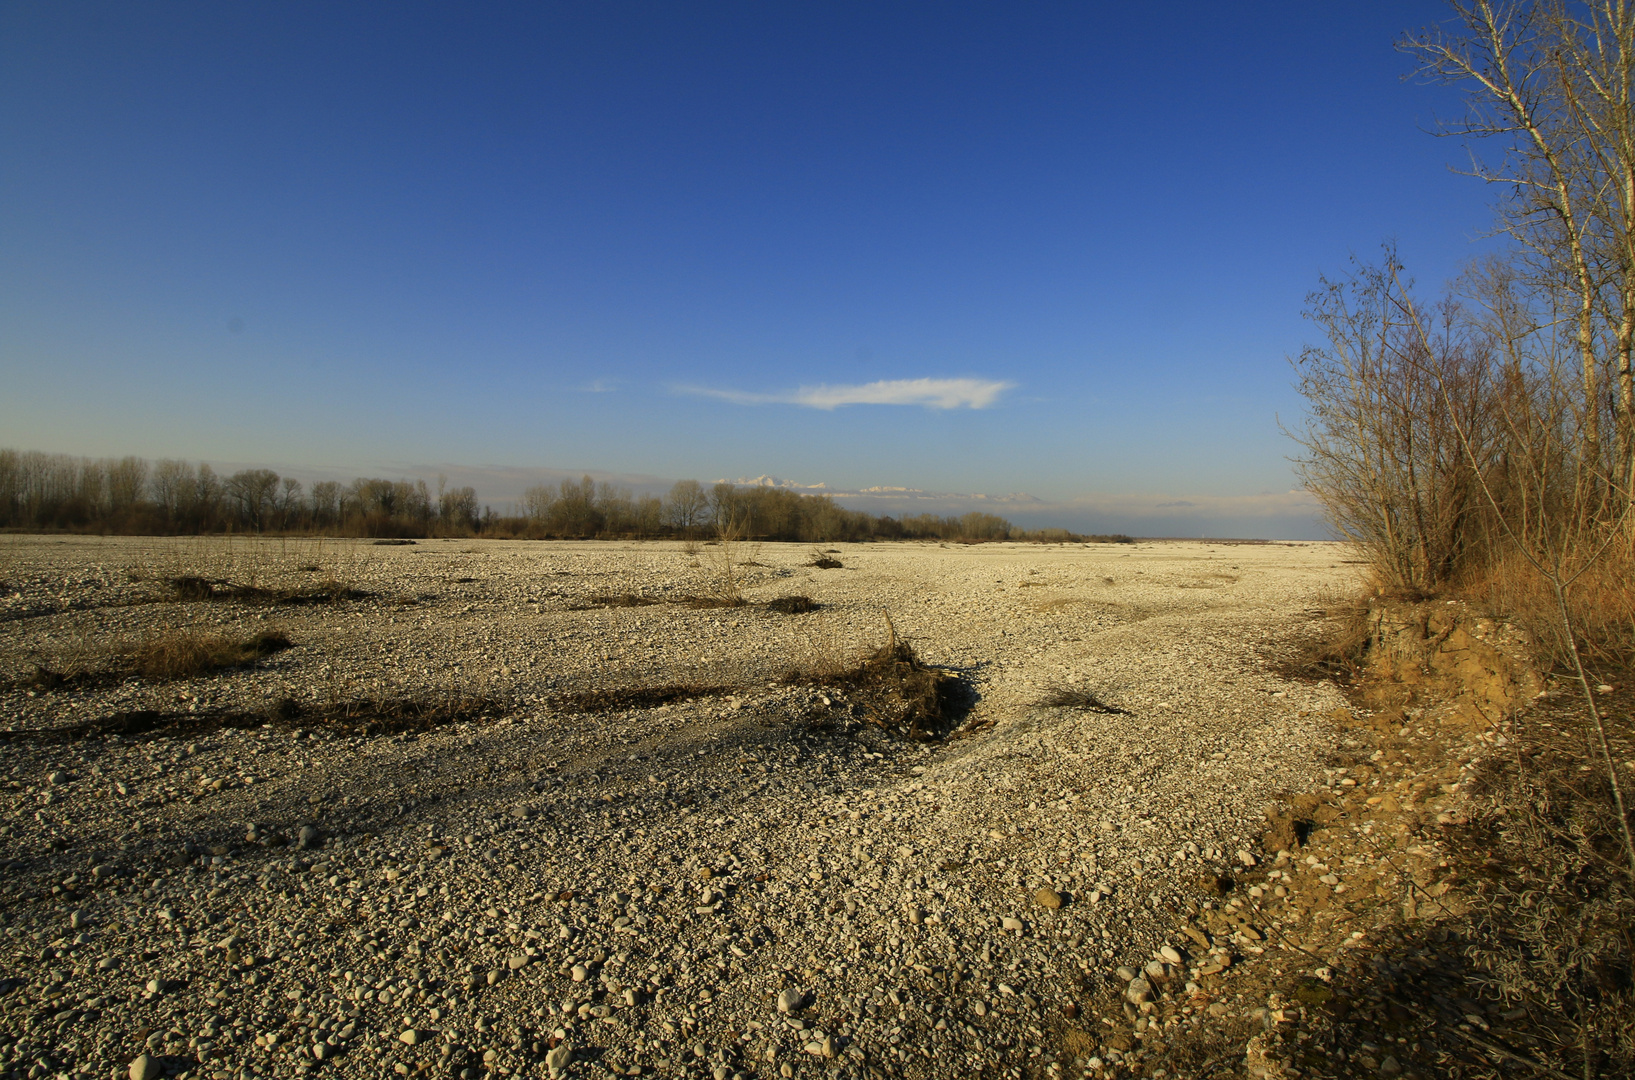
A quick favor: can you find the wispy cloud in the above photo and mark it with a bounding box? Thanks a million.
[681,377,1014,410]
[580,379,619,393]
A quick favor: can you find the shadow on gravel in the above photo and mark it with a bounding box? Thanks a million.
[567,593,820,614]
[8,664,127,694]
[567,593,663,610]
[162,574,372,605]
[551,683,738,712]
[0,694,506,744]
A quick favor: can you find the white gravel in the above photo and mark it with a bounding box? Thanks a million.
[0,536,1355,1080]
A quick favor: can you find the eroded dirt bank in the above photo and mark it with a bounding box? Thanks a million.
[0,536,1357,1080]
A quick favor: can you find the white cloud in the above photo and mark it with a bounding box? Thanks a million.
[682,377,1014,410]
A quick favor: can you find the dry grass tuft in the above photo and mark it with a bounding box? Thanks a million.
[764,595,819,614]
[1034,683,1129,713]
[126,627,293,681]
[807,551,844,569]
[1462,546,1635,668]
[1266,596,1372,684]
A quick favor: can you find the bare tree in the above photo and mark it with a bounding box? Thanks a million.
[1403,0,1635,505]
[226,469,280,531]
[663,479,708,532]
[520,484,555,524]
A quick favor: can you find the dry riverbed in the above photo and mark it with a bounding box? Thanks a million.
[0,536,1358,1080]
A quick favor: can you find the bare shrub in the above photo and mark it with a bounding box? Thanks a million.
[1286,249,1490,594]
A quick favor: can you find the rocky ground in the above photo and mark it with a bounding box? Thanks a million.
[0,535,1368,1080]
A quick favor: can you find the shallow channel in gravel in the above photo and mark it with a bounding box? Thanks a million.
[0,536,1356,1080]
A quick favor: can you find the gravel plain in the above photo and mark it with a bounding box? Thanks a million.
[0,535,1357,1080]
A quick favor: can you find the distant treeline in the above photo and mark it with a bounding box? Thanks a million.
[0,449,1117,543]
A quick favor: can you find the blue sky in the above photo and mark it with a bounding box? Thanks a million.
[1,2,1494,536]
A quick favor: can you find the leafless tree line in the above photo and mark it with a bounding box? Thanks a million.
[511,477,1027,543]
[0,451,1047,544]
[0,451,481,537]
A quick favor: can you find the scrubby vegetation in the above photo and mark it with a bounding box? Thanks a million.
[1282,6,1635,1072]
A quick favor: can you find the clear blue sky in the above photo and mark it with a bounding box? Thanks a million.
[1,2,1492,536]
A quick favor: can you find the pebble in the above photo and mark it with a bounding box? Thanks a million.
[571,965,589,982]
[1034,887,1063,910]
[399,1029,419,1045]
[128,1053,160,1080]
[777,989,803,1014]
[298,824,321,849]
[1001,916,1024,931]
[1159,946,1182,965]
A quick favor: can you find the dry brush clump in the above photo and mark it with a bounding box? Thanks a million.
[785,618,965,739]
[806,548,843,569]
[125,627,293,681]
[1448,717,1635,1077]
